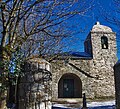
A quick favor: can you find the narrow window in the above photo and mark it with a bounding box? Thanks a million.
[101,36,108,49]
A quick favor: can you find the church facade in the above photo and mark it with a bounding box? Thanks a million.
[51,22,117,100]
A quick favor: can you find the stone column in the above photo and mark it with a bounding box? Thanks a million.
[18,58,52,109]
[114,61,120,109]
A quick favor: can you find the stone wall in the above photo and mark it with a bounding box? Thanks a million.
[88,32,117,98]
[52,54,116,100]
[51,59,95,100]
[18,58,52,109]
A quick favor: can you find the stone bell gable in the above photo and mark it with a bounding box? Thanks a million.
[91,22,116,60]
[51,22,117,101]
[89,22,117,98]
[84,21,117,59]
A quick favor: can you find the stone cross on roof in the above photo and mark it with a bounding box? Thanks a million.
[96,21,100,25]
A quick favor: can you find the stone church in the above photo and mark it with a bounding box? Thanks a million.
[18,22,117,109]
[51,22,117,100]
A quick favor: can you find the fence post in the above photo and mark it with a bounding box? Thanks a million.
[82,93,88,109]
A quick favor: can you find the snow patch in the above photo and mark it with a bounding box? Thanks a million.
[52,100,115,109]
[53,104,67,108]
[66,99,79,103]
[87,100,115,107]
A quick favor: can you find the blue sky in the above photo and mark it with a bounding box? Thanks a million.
[64,0,120,59]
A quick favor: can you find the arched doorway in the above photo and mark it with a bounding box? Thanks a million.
[58,73,82,98]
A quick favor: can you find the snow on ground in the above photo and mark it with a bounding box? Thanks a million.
[87,100,115,107]
[52,100,115,109]
[65,99,80,103]
[53,104,67,108]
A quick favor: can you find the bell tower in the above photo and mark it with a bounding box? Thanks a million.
[85,22,117,98]
[85,21,117,61]
[90,21,117,61]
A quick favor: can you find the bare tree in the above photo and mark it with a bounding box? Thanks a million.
[0,0,93,108]
[100,0,120,59]
[103,0,120,25]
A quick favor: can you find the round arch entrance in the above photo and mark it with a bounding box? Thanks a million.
[58,73,82,98]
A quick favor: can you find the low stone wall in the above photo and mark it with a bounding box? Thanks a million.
[18,58,52,109]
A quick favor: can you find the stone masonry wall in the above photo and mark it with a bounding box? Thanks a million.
[18,58,52,109]
[51,59,97,100]
[89,32,117,98]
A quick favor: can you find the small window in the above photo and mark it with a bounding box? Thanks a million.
[101,36,108,49]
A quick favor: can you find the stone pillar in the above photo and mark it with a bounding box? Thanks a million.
[18,58,52,109]
[114,61,120,109]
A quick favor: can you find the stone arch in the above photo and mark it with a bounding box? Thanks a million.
[58,73,82,98]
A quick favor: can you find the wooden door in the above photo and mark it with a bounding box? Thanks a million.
[63,79,74,98]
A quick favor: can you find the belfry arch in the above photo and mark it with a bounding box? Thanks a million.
[58,73,82,98]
